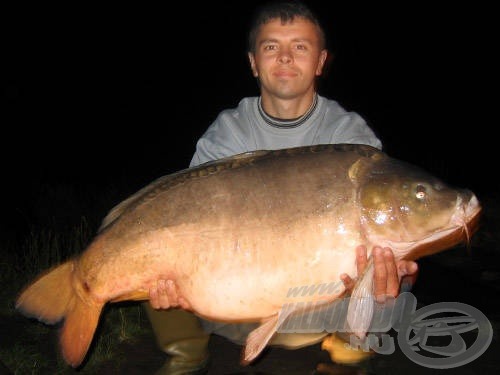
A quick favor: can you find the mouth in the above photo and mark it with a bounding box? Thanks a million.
[402,194,482,261]
[273,69,298,78]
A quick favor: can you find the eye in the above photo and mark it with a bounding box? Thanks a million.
[263,44,278,51]
[415,184,426,200]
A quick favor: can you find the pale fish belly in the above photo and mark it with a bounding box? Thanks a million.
[169,218,360,321]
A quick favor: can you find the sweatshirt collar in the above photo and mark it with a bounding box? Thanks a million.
[257,94,318,129]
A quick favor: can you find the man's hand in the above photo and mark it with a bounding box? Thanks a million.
[340,245,419,302]
[148,279,192,310]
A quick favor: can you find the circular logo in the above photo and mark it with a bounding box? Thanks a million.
[397,302,492,369]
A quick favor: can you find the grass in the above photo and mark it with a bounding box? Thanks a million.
[0,183,156,374]
[1,301,149,374]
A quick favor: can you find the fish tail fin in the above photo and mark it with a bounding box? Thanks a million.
[60,293,103,367]
[16,260,76,324]
[16,259,103,367]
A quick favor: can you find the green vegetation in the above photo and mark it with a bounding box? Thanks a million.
[0,183,157,374]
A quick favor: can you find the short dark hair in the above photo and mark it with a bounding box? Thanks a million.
[247,0,326,54]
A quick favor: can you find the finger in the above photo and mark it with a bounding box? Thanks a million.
[400,275,414,293]
[157,279,171,309]
[397,260,419,278]
[166,280,179,307]
[149,285,160,310]
[355,245,368,275]
[398,261,419,292]
[383,248,399,298]
[373,247,387,303]
[340,273,355,293]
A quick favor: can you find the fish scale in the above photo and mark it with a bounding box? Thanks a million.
[15,143,481,368]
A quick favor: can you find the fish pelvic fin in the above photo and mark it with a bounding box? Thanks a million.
[60,292,103,367]
[16,260,75,324]
[241,315,279,366]
[347,257,375,340]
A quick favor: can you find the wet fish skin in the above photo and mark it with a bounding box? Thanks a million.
[15,144,481,367]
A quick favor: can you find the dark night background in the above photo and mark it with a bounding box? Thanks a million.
[2,2,497,234]
[1,2,499,373]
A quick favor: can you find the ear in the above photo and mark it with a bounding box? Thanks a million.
[316,49,329,76]
[248,52,258,77]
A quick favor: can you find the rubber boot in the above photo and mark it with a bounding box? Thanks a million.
[144,304,210,375]
[321,333,373,365]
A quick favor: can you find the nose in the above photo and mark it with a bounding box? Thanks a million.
[277,48,292,64]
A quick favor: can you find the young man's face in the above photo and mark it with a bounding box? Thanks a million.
[248,17,328,100]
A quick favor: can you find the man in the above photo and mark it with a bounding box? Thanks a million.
[146,1,418,374]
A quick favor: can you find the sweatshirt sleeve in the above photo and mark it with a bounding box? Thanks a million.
[329,112,383,150]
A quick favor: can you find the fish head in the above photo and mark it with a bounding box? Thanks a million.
[353,157,481,260]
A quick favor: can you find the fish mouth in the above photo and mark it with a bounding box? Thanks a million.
[402,194,482,261]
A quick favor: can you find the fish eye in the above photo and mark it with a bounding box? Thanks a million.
[415,184,427,200]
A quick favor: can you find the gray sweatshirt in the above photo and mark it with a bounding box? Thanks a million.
[188,95,383,345]
[190,95,382,167]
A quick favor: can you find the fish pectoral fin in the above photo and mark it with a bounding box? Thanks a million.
[347,257,375,340]
[60,294,104,368]
[241,315,279,365]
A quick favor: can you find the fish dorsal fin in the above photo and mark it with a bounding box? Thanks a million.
[98,172,181,232]
[347,257,375,339]
[98,150,271,232]
[241,315,279,365]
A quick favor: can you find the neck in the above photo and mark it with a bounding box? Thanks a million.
[260,91,317,119]
[258,94,318,129]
